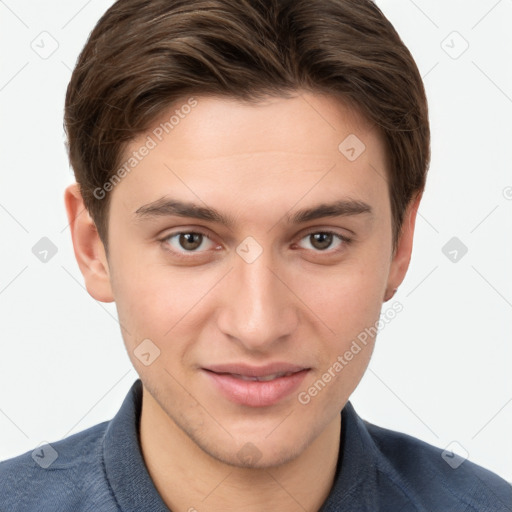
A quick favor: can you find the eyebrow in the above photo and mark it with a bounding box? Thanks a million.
[134,196,373,227]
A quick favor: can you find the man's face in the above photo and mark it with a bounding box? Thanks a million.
[104,92,401,468]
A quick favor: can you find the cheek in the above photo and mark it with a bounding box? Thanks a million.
[296,268,384,414]
[108,248,174,342]
[298,254,389,333]
[109,251,215,367]
[110,270,192,381]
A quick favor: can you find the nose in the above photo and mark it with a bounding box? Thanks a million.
[216,243,299,352]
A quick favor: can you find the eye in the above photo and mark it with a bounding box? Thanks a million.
[160,230,219,257]
[296,230,350,253]
[159,228,352,260]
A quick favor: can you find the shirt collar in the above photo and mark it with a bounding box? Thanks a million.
[102,379,170,511]
[319,400,381,511]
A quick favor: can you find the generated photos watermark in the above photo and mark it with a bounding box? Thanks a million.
[93,97,198,200]
[298,300,403,405]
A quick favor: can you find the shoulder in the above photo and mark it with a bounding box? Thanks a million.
[365,419,512,510]
[0,420,118,512]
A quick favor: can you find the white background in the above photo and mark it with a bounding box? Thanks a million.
[1,0,511,484]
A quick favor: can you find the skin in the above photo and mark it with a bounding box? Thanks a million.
[65,91,421,511]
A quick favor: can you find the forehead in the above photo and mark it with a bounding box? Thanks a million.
[109,92,389,219]
[145,92,381,158]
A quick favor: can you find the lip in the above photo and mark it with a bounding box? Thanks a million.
[205,362,308,378]
[202,363,310,407]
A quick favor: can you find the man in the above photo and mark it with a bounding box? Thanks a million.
[1,0,510,510]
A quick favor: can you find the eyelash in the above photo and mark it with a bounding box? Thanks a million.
[158,228,352,260]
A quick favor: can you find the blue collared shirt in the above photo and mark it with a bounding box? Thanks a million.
[1,379,511,511]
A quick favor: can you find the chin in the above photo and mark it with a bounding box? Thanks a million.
[204,437,307,470]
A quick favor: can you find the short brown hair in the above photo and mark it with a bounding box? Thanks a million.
[64,0,430,255]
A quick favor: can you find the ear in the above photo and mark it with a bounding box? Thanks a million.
[64,183,114,303]
[383,191,423,302]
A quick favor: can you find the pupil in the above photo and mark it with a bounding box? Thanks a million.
[180,233,202,250]
[312,233,332,250]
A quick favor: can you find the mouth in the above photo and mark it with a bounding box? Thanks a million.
[202,363,310,407]
[215,371,299,382]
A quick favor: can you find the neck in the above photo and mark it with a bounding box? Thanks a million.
[139,387,341,512]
